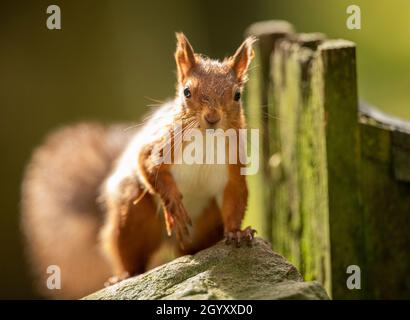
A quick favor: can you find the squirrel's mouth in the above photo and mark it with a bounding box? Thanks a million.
[200,121,223,131]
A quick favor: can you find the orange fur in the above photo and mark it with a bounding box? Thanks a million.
[101,33,255,280]
[22,33,256,298]
[222,163,249,232]
[21,123,134,298]
[178,198,224,255]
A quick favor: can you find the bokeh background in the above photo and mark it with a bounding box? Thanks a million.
[0,0,409,298]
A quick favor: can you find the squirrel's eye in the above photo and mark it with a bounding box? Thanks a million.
[234,91,241,102]
[183,87,191,98]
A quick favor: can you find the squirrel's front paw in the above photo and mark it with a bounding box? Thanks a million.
[225,226,257,247]
[164,197,192,246]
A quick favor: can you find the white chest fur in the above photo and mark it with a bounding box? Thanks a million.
[170,163,228,221]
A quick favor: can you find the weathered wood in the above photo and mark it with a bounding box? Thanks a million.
[245,20,410,299]
[359,104,410,299]
[244,26,337,295]
[318,40,364,299]
[270,36,336,296]
[268,36,364,298]
[360,103,410,182]
[244,21,294,241]
[281,34,329,280]
[271,39,310,278]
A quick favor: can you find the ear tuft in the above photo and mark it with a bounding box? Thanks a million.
[175,32,196,83]
[230,36,257,83]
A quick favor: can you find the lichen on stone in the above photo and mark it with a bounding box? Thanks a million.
[84,238,329,300]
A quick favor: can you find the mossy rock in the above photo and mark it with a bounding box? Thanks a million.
[84,238,329,300]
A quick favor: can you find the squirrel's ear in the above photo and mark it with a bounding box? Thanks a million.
[175,32,196,83]
[229,36,256,83]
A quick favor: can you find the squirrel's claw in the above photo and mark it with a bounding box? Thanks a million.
[104,272,130,287]
[164,199,192,247]
[178,202,192,227]
[225,226,256,247]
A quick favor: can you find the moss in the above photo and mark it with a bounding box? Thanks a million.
[243,44,268,239]
[83,238,329,300]
[359,122,410,299]
[268,36,366,298]
[242,20,410,300]
[270,38,332,295]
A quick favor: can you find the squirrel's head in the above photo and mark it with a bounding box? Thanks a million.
[174,32,256,130]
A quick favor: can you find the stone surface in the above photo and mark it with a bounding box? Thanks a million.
[84,238,329,300]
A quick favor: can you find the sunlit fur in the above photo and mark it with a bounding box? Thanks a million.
[21,33,255,299]
[175,33,256,133]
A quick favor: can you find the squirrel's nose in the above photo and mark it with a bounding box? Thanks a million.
[204,111,221,125]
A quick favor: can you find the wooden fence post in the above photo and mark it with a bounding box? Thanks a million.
[270,35,339,295]
[359,105,410,299]
[272,38,366,298]
[318,40,364,298]
[244,21,294,241]
[244,20,410,299]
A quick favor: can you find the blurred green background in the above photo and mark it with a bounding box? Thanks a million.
[0,0,409,298]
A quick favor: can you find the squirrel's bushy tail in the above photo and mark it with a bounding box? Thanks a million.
[21,123,131,299]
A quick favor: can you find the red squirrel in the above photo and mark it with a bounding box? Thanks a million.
[21,33,256,299]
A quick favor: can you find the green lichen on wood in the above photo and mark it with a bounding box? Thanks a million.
[318,40,364,299]
[269,35,410,298]
[243,43,268,239]
[271,40,303,270]
[392,130,410,182]
[299,43,331,293]
[84,238,329,300]
[243,21,294,241]
[243,20,410,299]
[270,37,332,295]
[359,117,410,299]
[269,36,367,298]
